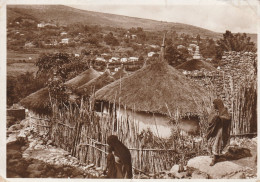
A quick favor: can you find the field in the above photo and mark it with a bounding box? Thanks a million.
[7,51,39,77]
[7,63,38,77]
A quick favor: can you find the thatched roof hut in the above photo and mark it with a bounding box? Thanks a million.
[175,59,216,72]
[65,67,101,90]
[76,70,115,96]
[95,38,212,117]
[113,67,129,80]
[20,87,51,115]
[20,68,101,115]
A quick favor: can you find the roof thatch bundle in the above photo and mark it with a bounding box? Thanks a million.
[113,67,129,80]
[65,67,101,90]
[20,87,51,115]
[76,70,115,96]
[95,35,213,116]
[175,59,216,71]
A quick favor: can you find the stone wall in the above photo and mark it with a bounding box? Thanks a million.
[181,51,257,135]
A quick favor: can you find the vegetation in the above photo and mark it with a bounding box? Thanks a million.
[7,72,46,106]
[216,30,256,59]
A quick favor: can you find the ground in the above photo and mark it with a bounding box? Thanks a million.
[6,117,257,179]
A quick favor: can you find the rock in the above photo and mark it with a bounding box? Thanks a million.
[75,175,84,178]
[191,170,209,179]
[169,164,186,178]
[34,144,45,150]
[187,156,245,179]
[7,134,18,144]
[86,163,95,169]
[170,164,179,173]
[228,172,246,179]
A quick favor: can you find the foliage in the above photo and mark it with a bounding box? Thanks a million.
[165,45,189,67]
[104,32,119,46]
[7,72,46,106]
[216,30,256,59]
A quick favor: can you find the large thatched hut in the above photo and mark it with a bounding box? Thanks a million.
[95,41,213,138]
[175,59,216,71]
[20,68,101,115]
[76,70,115,96]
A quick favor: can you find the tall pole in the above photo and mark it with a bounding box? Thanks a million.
[160,32,167,62]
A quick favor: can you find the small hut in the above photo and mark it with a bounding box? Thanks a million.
[175,59,216,72]
[76,70,115,96]
[20,68,101,115]
[95,36,213,137]
[20,87,51,115]
[64,67,101,90]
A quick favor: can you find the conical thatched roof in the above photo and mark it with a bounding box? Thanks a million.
[95,60,212,116]
[65,67,101,89]
[175,59,216,71]
[20,87,51,115]
[113,67,129,80]
[20,68,100,115]
[76,70,115,96]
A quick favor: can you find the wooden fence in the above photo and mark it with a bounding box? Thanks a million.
[29,104,185,174]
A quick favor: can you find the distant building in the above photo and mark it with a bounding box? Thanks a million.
[24,42,35,48]
[120,58,128,63]
[149,45,160,49]
[148,52,156,57]
[37,22,57,28]
[37,23,45,28]
[177,45,185,49]
[60,32,67,36]
[61,38,69,44]
[193,46,201,60]
[189,44,197,48]
[129,57,139,62]
[109,57,120,63]
[96,57,106,62]
[131,34,137,39]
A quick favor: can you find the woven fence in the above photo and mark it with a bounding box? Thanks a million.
[29,102,186,174]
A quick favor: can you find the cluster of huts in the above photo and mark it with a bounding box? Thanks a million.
[20,38,214,138]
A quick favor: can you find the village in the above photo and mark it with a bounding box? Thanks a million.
[6,4,257,180]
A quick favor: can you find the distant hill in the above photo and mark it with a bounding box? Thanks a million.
[7,5,257,43]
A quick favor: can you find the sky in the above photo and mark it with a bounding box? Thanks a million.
[68,0,259,33]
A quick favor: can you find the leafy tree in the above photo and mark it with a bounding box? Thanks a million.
[216,30,256,59]
[7,72,46,106]
[104,32,119,46]
[165,45,189,67]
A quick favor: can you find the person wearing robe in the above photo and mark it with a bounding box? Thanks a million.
[104,146,117,178]
[206,99,231,166]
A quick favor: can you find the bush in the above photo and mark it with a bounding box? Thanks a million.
[7,72,46,107]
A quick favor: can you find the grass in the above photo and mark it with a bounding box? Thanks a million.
[7,63,38,77]
[7,50,39,63]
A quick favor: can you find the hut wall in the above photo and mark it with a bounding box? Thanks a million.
[116,108,172,138]
[183,51,257,135]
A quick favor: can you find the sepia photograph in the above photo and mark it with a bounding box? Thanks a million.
[2,0,258,180]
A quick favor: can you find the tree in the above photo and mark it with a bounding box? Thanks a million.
[216,30,256,59]
[104,32,119,46]
[165,45,188,67]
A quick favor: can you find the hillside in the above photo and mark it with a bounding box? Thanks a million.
[7,5,222,39]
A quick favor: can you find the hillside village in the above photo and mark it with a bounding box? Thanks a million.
[6,5,257,180]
